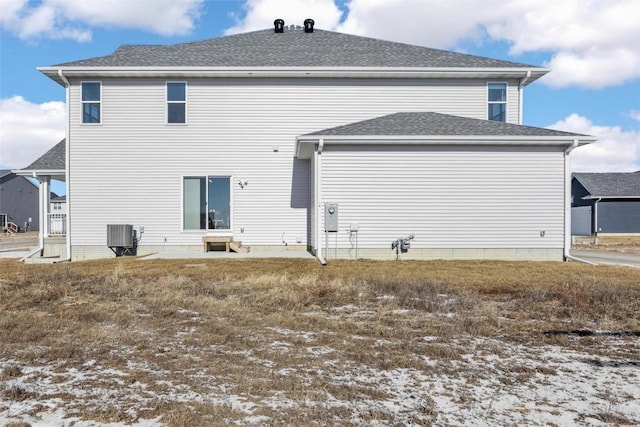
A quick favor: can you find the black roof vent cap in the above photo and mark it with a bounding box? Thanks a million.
[274,19,285,33]
[304,18,314,33]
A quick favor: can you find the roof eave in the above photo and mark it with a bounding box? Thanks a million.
[14,169,66,180]
[38,66,549,85]
[295,135,594,159]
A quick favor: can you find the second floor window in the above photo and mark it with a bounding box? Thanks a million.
[488,82,507,122]
[167,82,186,124]
[82,82,101,124]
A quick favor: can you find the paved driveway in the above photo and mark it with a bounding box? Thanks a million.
[570,249,640,268]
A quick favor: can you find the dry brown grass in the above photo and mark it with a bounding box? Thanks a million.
[573,235,640,255]
[1,258,639,425]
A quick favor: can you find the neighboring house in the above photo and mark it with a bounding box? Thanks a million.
[37,21,594,261]
[50,195,67,215]
[15,139,67,257]
[572,172,640,235]
[0,170,39,232]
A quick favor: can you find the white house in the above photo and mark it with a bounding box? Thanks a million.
[37,20,594,261]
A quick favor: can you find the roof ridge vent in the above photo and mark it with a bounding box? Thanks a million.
[274,18,284,33]
[304,18,314,33]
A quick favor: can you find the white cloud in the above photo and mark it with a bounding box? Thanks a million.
[332,0,640,88]
[0,0,203,42]
[630,110,640,122]
[0,96,65,169]
[225,0,342,34]
[548,113,640,172]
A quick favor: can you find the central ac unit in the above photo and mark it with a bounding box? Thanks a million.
[107,224,134,248]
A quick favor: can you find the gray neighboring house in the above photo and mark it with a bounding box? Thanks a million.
[15,139,67,257]
[572,172,640,235]
[0,170,39,232]
[37,23,595,261]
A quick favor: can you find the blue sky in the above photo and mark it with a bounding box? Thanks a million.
[1,0,639,197]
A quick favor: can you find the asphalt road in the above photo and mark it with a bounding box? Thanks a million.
[570,249,640,268]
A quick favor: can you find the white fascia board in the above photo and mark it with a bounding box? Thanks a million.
[295,135,595,159]
[13,169,66,178]
[38,66,548,85]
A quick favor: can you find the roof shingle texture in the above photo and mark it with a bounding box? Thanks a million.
[23,139,66,170]
[55,27,540,69]
[305,112,588,137]
[573,172,640,197]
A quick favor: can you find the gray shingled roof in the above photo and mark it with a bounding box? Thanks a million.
[23,139,65,170]
[573,172,640,198]
[304,112,589,138]
[55,26,540,70]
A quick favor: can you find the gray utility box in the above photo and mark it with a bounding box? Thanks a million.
[324,203,339,232]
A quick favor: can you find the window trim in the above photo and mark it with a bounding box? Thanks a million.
[81,81,102,125]
[181,174,233,233]
[166,81,187,125]
[487,81,507,122]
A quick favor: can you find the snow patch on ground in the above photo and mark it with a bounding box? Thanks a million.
[2,332,638,426]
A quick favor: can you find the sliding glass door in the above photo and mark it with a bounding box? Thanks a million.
[183,176,231,231]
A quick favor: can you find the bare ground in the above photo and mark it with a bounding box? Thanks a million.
[1,258,639,426]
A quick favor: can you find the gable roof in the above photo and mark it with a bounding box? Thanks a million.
[39,26,548,84]
[573,172,640,198]
[296,112,595,158]
[23,139,66,171]
[305,112,588,138]
[14,139,66,181]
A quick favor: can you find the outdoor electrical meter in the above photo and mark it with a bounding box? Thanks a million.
[324,203,339,232]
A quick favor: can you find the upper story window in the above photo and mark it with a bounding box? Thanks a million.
[167,82,186,124]
[81,82,101,124]
[487,82,507,122]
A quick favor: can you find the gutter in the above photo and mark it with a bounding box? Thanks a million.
[518,70,532,124]
[314,138,326,265]
[38,66,550,85]
[20,246,43,262]
[57,69,72,263]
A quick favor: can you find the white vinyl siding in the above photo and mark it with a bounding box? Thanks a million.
[319,145,565,251]
[66,77,523,251]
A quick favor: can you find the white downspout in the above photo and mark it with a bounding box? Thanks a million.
[57,69,72,262]
[563,139,595,264]
[593,197,602,240]
[518,71,531,125]
[20,173,45,261]
[315,138,326,265]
